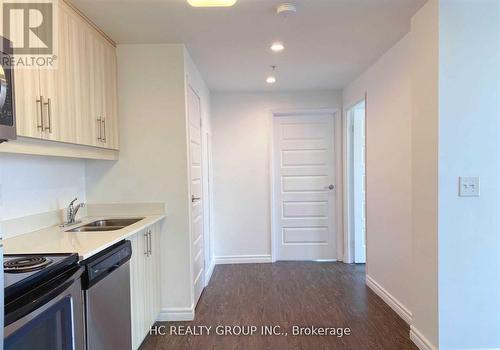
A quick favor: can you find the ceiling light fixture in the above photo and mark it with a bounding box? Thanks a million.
[187,0,237,7]
[271,42,285,52]
[276,3,297,16]
[266,76,276,84]
[266,65,277,84]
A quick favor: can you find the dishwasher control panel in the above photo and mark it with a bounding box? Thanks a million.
[81,240,132,289]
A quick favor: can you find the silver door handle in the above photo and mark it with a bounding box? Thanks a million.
[102,118,106,142]
[148,230,152,255]
[44,98,52,133]
[325,184,335,190]
[36,96,44,130]
[97,117,102,141]
[144,231,149,256]
[192,195,201,203]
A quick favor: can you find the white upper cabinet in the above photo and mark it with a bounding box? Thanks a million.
[14,1,119,151]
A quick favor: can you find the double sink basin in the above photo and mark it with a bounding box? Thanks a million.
[67,218,144,232]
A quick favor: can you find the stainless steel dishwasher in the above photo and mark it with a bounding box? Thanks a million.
[81,240,132,350]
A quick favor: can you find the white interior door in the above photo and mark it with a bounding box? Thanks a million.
[353,104,366,263]
[188,85,204,305]
[273,114,337,261]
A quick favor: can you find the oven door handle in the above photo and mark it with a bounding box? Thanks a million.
[4,266,84,327]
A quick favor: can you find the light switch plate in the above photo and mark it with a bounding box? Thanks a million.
[459,177,480,197]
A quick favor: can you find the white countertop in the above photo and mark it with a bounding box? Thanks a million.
[3,215,165,260]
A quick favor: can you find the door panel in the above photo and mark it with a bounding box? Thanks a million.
[283,227,329,244]
[283,201,328,218]
[188,85,204,305]
[14,68,42,138]
[273,115,336,260]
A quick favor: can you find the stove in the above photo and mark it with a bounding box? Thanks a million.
[3,253,85,350]
[3,253,79,304]
[4,256,53,273]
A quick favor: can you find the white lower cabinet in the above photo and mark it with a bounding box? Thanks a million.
[128,222,162,349]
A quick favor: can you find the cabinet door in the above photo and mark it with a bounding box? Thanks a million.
[11,3,43,140]
[149,223,162,324]
[14,68,43,138]
[67,10,94,147]
[87,31,106,147]
[147,227,156,327]
[129,231,149,350]
[103,43,119,149]
[41,3,76,143]
[129,225,163,349]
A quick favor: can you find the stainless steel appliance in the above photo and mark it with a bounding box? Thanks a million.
[3,253,84,350]
[81,240,132,350]
[0,37,16,143]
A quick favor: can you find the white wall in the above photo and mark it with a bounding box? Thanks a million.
[410,1,440,348]
[85,44,199,318]
[343,35,413,319]
[0,154,86,221]
[438,1,500,348]
[211,91,342,262]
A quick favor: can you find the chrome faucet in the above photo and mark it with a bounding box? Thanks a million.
[64,198,85,226]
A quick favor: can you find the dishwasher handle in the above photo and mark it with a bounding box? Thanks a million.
[81,240,132,289]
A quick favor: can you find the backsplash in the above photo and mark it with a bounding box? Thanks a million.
[0,154,86,221]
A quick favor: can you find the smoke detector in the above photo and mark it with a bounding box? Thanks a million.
[276,3,297,16]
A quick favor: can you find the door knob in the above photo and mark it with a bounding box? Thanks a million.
[326,184,335,190]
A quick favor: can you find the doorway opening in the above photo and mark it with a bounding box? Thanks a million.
[345,100,366,264]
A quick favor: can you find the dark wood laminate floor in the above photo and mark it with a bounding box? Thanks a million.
[141,262,417,350]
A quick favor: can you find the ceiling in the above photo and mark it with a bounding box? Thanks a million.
[71,0,426,91]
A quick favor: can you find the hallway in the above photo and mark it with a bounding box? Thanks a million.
[142,263,417,350]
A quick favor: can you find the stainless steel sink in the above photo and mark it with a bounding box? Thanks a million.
[68,226,125,232]
[66,218,144,233]
[82,218,143,227]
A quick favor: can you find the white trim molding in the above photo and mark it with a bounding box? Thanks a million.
[157,305,195,322]
[205,259,216,286]
[410,325,437,350]
[215,254,272,265]
[365,275,412,325]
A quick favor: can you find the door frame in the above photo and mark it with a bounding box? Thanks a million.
[269,108,342,262]
[342,96,367,264]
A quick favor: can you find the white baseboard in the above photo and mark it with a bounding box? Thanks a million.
[205,259,215,286]
[365,275,413,325]
[157,305,195,322]
[215,254,273,265]
[410,325,437,350]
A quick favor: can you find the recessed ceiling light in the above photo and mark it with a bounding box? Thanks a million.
[276,3,297,16]
[187,0,237,7]
[271,42,285,52]
[266,76,276,84]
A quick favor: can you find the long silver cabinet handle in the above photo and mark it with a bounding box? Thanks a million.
[97,117,102,141]
[148,230,152,255]
[102,118,106,142]
[36,96,44,130]
[144,231,149,256]
[44,98,52,133]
